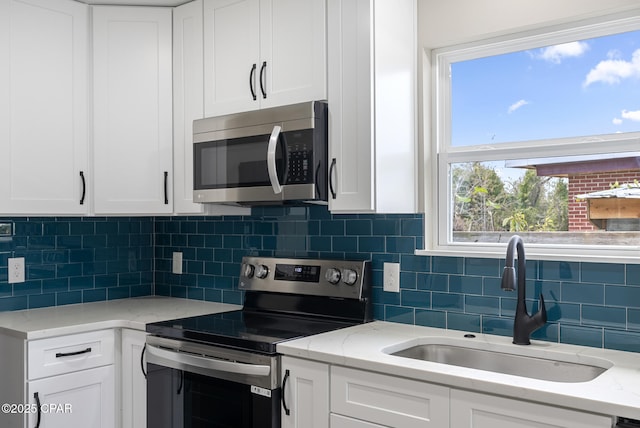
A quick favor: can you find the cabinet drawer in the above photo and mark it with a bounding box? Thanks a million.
[330,413,386,428]
[28,330,115,380]
[331,366,449,428]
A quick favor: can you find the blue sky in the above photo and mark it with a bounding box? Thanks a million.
[451,30,640,147]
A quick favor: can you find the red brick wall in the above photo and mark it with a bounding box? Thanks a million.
[568,170,640,231]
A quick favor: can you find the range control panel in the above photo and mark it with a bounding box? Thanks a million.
[239,257,370,300]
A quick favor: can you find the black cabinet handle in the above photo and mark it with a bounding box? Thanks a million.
[281,369,291,416]
[34,392,41,428]
[249,63,257,101]
[164,171,169,205]
[55,347,91,358]
[140,344,147,379]
[79,171,86,205]
[177,370,184,395]
[329,158,337,199]
[259,61,267,99]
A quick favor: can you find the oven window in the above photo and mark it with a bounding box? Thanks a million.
[147,363,279,428]
[194,134,285,190]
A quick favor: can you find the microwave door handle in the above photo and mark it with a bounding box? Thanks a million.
[267,125,283,194]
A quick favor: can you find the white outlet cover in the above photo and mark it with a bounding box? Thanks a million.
[8,257,25,284]
[172,252,183,274]
[383,262,400,293]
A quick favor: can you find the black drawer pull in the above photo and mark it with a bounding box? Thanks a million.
[55,347,92,358]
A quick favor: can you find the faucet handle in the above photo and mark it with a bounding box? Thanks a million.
[537,293,547,323]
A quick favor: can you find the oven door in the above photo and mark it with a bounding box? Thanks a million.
[145,337,280,428]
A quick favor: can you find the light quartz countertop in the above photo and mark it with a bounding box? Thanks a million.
[277,321,640,420]
[0,296,241,340]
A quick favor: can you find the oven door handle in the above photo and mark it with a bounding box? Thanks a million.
[266,125,283,195]
[146,344,271,377]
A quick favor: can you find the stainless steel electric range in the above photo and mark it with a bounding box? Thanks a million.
[145,256,372,428]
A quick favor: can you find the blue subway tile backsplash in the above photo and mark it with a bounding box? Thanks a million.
[0,217,154,310]
[1,206,640,352]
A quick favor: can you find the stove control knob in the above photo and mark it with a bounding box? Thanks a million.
[341,269,358,286]
[255,264,269,279]
[325,268,341,284]
[242,263,255,278]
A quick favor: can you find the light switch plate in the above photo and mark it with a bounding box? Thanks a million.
[8,257,25,284]
[172,252,183,274]
[383,262,400,293]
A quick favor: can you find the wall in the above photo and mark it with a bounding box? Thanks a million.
[1,208,639,353]
[154,206,640,353]
[0,217,154,311]
[569,170,640,231]
[418,0,640,48]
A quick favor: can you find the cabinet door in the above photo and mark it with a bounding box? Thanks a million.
[93,6,173,214]
[327,0,417,214]
[260,0,327,109]
[204,0,260,117]
[331,365,449,428]
[0,0,89,215]
[327,0,374,212]
[27,365,115,428]
[450,389,613,428]
[121,329,147,428]
[281,356,329,428]
[173,0,206,215]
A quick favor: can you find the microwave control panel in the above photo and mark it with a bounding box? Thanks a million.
[285,131,313,184]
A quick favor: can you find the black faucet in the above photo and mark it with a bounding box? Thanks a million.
[501,235,547,345]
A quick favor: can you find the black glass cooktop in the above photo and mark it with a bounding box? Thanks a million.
[146,310,358,355]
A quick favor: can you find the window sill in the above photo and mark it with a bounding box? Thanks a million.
[415,246,640,264]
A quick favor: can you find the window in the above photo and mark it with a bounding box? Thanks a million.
[423,13,640,262]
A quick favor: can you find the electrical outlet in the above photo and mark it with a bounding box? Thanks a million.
[383,262,400,293]
[8,257,25,284]
[172,252,183,274]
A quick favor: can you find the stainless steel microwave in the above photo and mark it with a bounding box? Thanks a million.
[193,101,328,205]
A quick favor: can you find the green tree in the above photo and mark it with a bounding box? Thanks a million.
[453,162,569,233]
[452,162,508,232]
[542,179,569,231]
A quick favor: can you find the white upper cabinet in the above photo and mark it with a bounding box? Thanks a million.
[0,0,89,215]
[173,0,251,216]
[173,0,207,214]
[327,0,418,213]
[203,0,327,117]
[92,6,173,214]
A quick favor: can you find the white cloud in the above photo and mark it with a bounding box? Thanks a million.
[537,41,589,64]
[508,99,529,114]
[583,49,640,87]
[612,117,623,125]
[621,109,640,122]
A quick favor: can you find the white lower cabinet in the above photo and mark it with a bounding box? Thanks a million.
[121,329,148,428]
[330,414,386,428]
[331,365,449,428]
[450,389,613,428]
[0,329,116,428]
[27,365,115,428]
[281,356,330,428]
[282,358,614,428]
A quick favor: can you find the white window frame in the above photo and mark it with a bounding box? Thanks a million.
[418,11,640,264]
